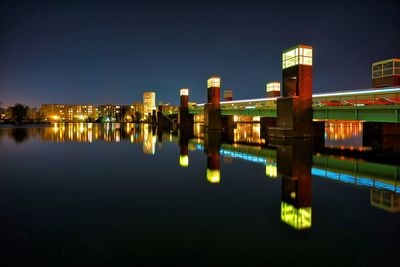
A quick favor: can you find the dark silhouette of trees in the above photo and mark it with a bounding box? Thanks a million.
[11,103,29,123]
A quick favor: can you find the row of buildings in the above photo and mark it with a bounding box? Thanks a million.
[1,91,179,123]
[40,92,159,122]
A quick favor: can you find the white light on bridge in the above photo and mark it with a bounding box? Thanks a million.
[180,88,189,96]
[282,45,312,69]
[207,76,221,88]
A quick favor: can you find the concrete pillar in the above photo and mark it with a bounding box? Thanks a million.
[260,117,276,140]
[178,88,193,127]
[363,122,400,151]
[204,76,222,130]
[268,45,318,139]
[221,89,235,130]
[266,81,281,97]
[223,90,233,101]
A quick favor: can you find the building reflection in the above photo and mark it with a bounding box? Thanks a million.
[2,122,400,224]
[143,124,156,154]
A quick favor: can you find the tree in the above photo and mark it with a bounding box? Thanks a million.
[11,103,29,123]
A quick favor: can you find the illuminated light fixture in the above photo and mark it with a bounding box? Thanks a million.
[51,115,60,121]
[207,169,220,184]
[281,201,312,230]
[282,45,312,69]
[180,88,189,96]
[266,82,281,92]
[265,164,277,178]
[179,155,189,167]
[207,76,221,88]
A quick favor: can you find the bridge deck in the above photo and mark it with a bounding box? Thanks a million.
[184,87,400,122]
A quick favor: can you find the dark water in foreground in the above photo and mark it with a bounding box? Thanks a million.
[0,122,399,266]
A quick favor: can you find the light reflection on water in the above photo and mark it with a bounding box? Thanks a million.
[0,122,400,265]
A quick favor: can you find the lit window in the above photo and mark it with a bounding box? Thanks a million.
[180,88,189,96]
[207,76,221,88]
[282,45,312,69]
[266,82,280,92]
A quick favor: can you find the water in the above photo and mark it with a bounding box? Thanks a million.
[0,122,399,266]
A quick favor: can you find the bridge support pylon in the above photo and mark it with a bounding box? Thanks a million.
[268,45,321,139]
[204,76,222,130]
[178,88,194,128]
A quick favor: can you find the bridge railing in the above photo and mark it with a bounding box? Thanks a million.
[312,87,400,107]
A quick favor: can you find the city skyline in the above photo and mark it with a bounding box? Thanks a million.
[1,0,399,107]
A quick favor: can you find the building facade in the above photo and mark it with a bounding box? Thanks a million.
[143,92,156,119]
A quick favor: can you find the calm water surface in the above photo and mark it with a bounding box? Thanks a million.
[0,122,399,266]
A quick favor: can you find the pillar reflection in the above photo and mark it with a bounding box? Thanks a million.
[178,127,192,168]
[275,140,313,230]
[204,130,222,184]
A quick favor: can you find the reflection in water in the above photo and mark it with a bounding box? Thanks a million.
[276,141,313,230]
[143,124,156,154]
[205,130,221,184]
[10,128,29,144]
[370,190,400,212]
[234,123,265,144]
[2,122,400,231]
[325,121,366,150]
[265,160,277,178]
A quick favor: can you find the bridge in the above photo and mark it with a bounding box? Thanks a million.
[185,138,400,193]
[158,45,400,138]
[165,87,400,123]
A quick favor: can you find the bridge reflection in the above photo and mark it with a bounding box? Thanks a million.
[2,122,400,230]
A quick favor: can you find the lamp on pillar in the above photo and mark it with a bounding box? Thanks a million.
[266,82,281,97]
[268,45,314,138]
[205,76,222,130]
[223,90,233,101]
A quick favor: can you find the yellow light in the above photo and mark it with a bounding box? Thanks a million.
[207,76,221,88]
[282,45,312,69]
[266,82,280,92]
[77,115,86,121]
[180,88,189,96]
[179,155,189,167]
[265,164,277,178]
[281,202,312,230]
[51,115,60,121]
[233,115,238,122]
[207,169,220,184]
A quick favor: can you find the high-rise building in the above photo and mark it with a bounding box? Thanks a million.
[143,92,156,119]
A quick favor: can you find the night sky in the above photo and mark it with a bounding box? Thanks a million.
[1,0,399,108]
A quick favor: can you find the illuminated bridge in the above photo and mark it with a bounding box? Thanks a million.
[181,87,400,123]
[188,139,400,193]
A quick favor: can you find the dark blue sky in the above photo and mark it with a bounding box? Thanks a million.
[1,0,399,107]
